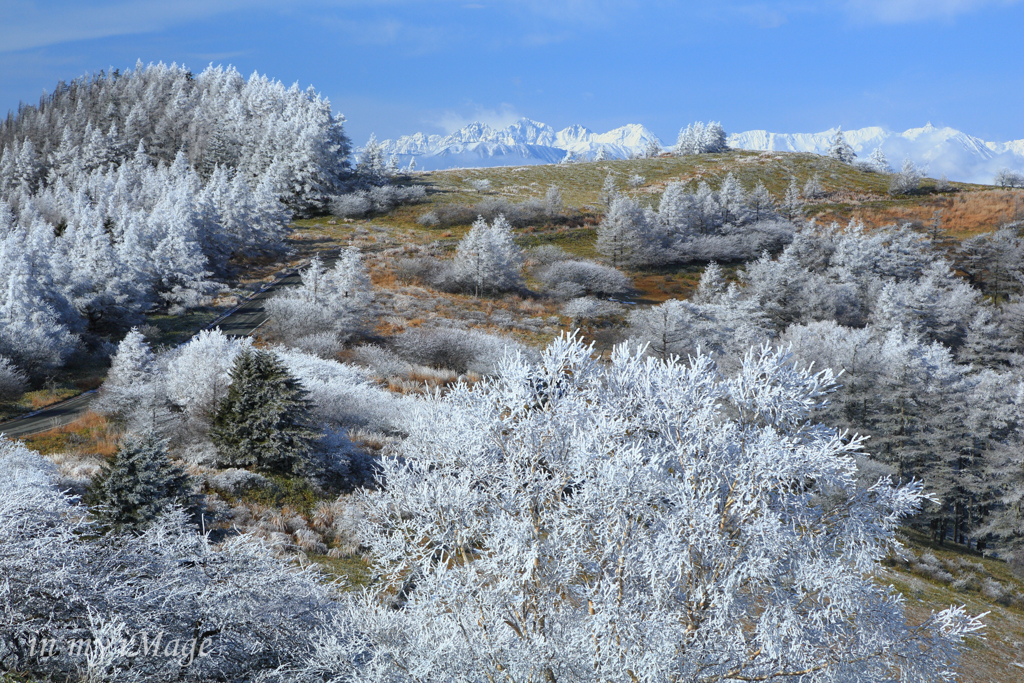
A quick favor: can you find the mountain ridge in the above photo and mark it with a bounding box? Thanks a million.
[373,118,1024,184]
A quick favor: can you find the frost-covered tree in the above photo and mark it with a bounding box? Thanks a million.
[746,180,776,221]
[95,327,156,420]
[596,196,656,268]
[717,172,747,225]
[780,175,803,220]
[889,158,923,195]
[165,328,251,425]
[88,433,191,532]
[265,249,375,351]
[828,127,857,163]
[802,172,825,199]
[643,138,661,158]
[452,214,524,296]
[692,260,727,303]
[210,348,317,474]
[0,354,27,401]
[1,438,340,682]
[675,120,727,155]
[297,335,983,683]
[995,168,1024,188]
[599,171,618,208]
[869,147,891,173]
[544,185,563,217]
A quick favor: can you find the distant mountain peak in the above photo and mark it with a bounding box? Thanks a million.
[372,118,1023,183]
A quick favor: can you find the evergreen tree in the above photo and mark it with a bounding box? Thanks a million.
[596,196,652,268]
[746,180,776,221]
[89,433,190,532]
[869,147,891,173]
[828,127,856,164]
[780,176,803,220]
[210,348,318,474]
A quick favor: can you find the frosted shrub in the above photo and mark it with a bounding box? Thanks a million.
[295,335,983,682]
[275,347,423,435]
[560,296,624,321]
[330,192,372,218]
[350,344,413,377]
[470,179,492,192]
[537,259,633,298]
[394,325,524,375]
[0,439,340,682]
[416,210,439,226]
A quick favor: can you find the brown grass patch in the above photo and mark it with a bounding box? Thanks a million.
[811,190,1024,240]
[21,412,121,457]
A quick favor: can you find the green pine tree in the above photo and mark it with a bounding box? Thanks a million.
[210,348,317,474]
[89,434,190,532]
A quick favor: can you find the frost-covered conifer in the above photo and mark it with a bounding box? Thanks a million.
[780,175,803,220]
[599,171,617,208]
[88,433,190,532]
[596,196,653,268]
[95,327,156,419]
[828,127,857,163]
[889,158,923,195]
[802,172,825,199]
[210,348,317,474]
[452,214,524,296]
[746,180,776,221]
[265,248,375,350]
[869,146,891,173]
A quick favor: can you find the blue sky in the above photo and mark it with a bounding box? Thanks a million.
[2,1,1022,147]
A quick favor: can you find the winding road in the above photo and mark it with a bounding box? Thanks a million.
[0,259,317,440]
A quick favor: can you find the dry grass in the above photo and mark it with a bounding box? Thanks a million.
[885,531,1024,683]
[810,189,1024,240]
[21,411,120,457]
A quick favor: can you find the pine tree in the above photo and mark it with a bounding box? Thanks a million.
[746,181,776,222]
[95,327,156,420]
[802,172,825,199]
[780,176,803,220]
[828,127,856,164]
[869,147,891,173]
[210,348,318,474]
[596,196,651,268]
[89,433,191,532]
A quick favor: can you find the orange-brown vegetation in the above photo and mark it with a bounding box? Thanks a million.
[22,411,120,458]
[812,189,1024,240]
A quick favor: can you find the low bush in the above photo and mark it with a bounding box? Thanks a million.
[393,326,526,375]
[536,259,632,299]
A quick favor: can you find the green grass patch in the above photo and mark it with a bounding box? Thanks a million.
[309,552,375,590]
[236,473,324,517]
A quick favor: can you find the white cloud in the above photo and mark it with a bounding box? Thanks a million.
[432,103,522,133]
[844,0,1022,22]
[0,0,268,53]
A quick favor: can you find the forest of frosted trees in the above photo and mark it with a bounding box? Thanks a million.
[0,62,351,378]
[1,85,1019,681]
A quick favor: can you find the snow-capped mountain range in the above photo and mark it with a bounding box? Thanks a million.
[374,118,1024,184]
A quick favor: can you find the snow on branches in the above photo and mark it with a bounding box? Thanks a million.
[295,334,983,683]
